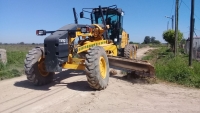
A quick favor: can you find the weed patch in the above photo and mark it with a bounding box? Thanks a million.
[144,47,200,88]
[0,51,26,80]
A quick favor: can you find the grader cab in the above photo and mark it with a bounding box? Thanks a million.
[24,5,155,90]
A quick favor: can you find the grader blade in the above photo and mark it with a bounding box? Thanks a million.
[108,56,155,77]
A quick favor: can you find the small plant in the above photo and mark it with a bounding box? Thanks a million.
[0,69,21,80]
[0,62,6,70]
[142,54,154,60]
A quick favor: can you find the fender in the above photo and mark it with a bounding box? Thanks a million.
[44,23,96,72]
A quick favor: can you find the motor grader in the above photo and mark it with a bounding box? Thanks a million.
[24,5,155,90]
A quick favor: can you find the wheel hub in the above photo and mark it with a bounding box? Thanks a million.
[99,56,107,79]
[130,50,133,59]
[38,58,49,76]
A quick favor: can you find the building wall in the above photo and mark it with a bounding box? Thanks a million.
[185,37,200,60]
[0,49,7,64]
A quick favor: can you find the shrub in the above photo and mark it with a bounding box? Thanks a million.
[162,29,183,49]
[155,56,200,88]
[144,47,200,88]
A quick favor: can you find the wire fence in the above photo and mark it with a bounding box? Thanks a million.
[184,37,200,61]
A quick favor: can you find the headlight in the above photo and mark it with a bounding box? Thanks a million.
[36,30,46,36]
[80,27,92,33]
[81,27,87,33]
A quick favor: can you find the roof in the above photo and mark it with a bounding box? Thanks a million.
[186,37,200,41]
[92,7,123,15]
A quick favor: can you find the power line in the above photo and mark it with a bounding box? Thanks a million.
[182,0,200,20]
[170,0,175,16]
[182,31,190,33]
[194,28,200,31]
[194,30,198,37]
[179,0,182,9]
[194,25,199,37]
[182,0,190,10]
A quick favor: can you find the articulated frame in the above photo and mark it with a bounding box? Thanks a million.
[61,24,118,70]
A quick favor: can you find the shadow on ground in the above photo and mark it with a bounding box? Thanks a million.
[14,68,156,91]
[13,69,93,91]
[66,81,95,91]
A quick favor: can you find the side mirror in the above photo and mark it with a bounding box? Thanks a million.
[80,12,84,18]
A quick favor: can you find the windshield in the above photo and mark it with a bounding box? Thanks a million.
[92,12,119,25]
[97,14,118,24]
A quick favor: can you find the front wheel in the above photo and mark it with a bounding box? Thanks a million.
[24,47,55,86]
[85,46,110,90]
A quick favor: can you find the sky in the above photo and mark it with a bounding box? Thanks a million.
[0,0,200,44]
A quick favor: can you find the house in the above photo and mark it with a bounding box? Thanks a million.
[185,37,200,59]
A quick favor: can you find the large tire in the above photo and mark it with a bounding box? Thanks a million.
[24,47,54,86]
[124,44,134,59]
[85,46,110,90]
[133,45,138,59]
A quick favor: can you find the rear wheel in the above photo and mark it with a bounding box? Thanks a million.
[124,44,134,59]
[85,46,110,90]
[24,47,54,86]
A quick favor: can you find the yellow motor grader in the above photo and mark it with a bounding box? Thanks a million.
[24,5,155,90]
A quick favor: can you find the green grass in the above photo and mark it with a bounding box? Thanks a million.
[144,47,200,88]
[138,43,168,48]
[142,55,154,60]
[0,51,27,80]
[0,44,42,80]
[0,44,41,52]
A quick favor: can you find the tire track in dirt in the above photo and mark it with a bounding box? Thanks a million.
[0,69,90,113]
[0,76,85,113]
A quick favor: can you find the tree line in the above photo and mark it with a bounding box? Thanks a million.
[142,36,161,44]
[129,36,161,44]
[0,42,43,45]
[129,29,186,47]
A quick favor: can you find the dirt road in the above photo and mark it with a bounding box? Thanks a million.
[0,47,200,113]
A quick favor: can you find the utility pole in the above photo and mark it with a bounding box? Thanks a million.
[172,15,174,30]
[165,15,174,30]
[189,0,195,66]
[167,21,169,30]
[174,0,179,56]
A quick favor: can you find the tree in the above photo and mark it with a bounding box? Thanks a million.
[129,41,134,44]
[150,37,155,43]
[153,40,161,44]
[162,29,183,49]
[143,36,151,44]
[19,42,24,45]
[180,38,186,45]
